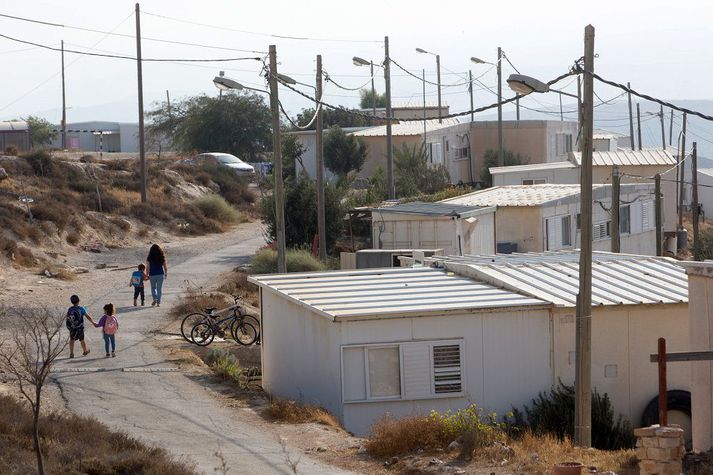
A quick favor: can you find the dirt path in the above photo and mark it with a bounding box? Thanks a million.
[5,223,356,474]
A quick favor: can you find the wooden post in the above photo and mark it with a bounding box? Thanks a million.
[655,174,663,256]
[497,46,503,167]
[659,105,666,150]
[658,337,668,427]
[316,54,327,263]
[693,142,700,261]
[61,40,66,150]
[611,166,620,253]
[627,82,634,151]
[636,102,642,151]
[679,112,687,229]
[268,45,287,273]
[135,3,147,203]
[384,36,394,200]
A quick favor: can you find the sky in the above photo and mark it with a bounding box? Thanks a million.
[0,0,712,127]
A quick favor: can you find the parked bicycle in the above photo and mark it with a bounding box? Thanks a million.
[180,295,260,346]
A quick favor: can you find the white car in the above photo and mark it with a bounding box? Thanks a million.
[196,152,255,176]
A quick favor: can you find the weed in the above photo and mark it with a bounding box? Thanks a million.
[217,270,259,306]
[66,231,80,245]
[266,398,341,428]
[193,195,241,223]
[366,415,449,457]
[205,348,241,383]
[169,291,232,320]
[251,249,326,274]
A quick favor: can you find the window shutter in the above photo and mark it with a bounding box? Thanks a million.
[401,342,431,399]
[642,201,651,230]
[432,344,462,394]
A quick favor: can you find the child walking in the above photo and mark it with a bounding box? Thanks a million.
[94,303,119,358]
[129,263,148,306]
[66,295,95,359]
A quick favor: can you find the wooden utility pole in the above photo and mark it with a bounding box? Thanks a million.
[61,40,66,150]
[575,24,595,448]
[315,55,326,263]
[655,174,663,256]
[693,142,700,260]
[577,77,582,152]
[678,112,687,229]
[469,70,474,123]
[370,61,376,118]
[166,90,171,117]
[636,103,642,151]
[669,110,674,146]
[659,105,666,150]
[436,54,442,124]
[559,93,564,121]
[516,97,520,121]
[497,46,503,166]
[422,69,427,149]
[384,36,394,199]
[611,166,620,253]
[268,45,287,273]
[135,3,147,203]
[627,82,634,151]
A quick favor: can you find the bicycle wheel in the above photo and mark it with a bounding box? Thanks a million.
[235,312,260,340]
[231,321,257,346]
[191,322,215,346]
[181,313,207,342]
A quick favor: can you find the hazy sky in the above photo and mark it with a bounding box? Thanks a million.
[0,0,711,124]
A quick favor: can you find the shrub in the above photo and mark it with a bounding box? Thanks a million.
[79,154,98,163]
[250,249,326,274]
[31,202,70,233]
[393,144,450,198]
[205,348,241,382]
[5,145,18,156]
[66,231,80,245]
[265,398,340,427]
[193,195,241,223]
[367,415,449,457]
[169,291,232,319]
[507,381,635,450]
[217,270,259,307]
[481,148,528,186]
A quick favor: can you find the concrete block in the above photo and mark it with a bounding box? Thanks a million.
[642,437,660,448]
[635,425,659,437]
[647,446,681,461]
[658,437,681,448]
[655,426,684,438]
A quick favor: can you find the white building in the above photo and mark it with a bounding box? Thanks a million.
[694,169,713,220]
[440,184,658,255]
[49,121,140,152]
[249,252,690,438]
[371,201,496,256]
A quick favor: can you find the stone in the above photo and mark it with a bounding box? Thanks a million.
[647,447,681,461]
[658,461,682,475]
[357,446,367,455]
[95,263,107,269]
[429,458,443,465]
[655,426,684,438]
[635,447,648,461]
[641,437,660,448]
[638,459,658,474]
[0,167,8,181]
[634,426,659,438]
[658,437,682,448]
[447,441,460,451]
[315,446,326,452]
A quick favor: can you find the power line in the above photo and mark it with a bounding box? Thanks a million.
[389,57,470,88]
[141,10,381,44]
[0,12,266,53]
[323,72,373,92]
[0,33,263,62]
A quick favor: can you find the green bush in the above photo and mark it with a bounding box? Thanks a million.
[394,144,450,198]
[250,248,326,274]
[507,381,635,450]
[193,195,241,223]
[205,348,241,382]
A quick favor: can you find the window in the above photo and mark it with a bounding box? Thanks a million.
[642,200,652,230]
[453,146,469,160]
[561,215,572,246]
[427,142,443,165]
[593,221,611,240]
[620,205,631,234]
[522,178,547,185]
[341,340,464,403]
[556,133,573,155]
[546,215,572,250]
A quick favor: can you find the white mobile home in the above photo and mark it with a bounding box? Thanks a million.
[440,184,658,255]
[371,201,496,256]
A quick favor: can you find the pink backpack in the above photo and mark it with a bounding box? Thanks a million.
[103,315,118,335]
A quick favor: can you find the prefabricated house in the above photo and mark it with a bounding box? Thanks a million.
[489,148,678,233]
[249,251,690,438]
[440,183,658,255]
[694,169,713,220]
[371,201,496,256]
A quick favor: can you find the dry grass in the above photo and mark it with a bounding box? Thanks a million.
[0,395,195,474]
[366,415,450,458]
[169,291,233,319]
[217,269,259,307]
[265,398,341,428]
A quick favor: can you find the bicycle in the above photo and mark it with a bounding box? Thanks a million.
[180,295,260,346]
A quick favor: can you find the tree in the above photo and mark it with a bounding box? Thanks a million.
[25,116,57,149]
[324,126,368,177]
[281,134,306,181]
[480,149,528,187]
[146,92,272,160]
[295,107,372,130]
[0,307,68,475]
[359,89,386,109]
[260,173,346,251]
[394,143,450,198]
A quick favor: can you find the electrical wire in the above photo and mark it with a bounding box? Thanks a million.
[323,72,373,92]
[389,58,470,88]
[141,10,381,44]
[0,33,263,62]
[0,12,266,54]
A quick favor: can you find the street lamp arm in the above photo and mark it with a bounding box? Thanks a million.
[551,89,579,99]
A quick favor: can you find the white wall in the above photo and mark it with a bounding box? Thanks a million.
[339,309,553,435]
[493,167,579,186]
[553,304,689,429]
[696,171,713,220]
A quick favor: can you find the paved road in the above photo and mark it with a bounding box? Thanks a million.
[51,226,354,474]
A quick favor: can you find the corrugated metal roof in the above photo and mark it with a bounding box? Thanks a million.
[440,184,602,207]
[570,149,676,167]
[433,251,687,307]
[489,160,577,175]
[698,168,713,179]
[248,267,548,320]
[374,201,491,217]
[351,118,460,137]
[593,129,627,139]
[0,120,28,132]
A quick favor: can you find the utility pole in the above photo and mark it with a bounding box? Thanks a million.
[693,142,700,260]
[370,61,376,118]
[268,45,287,273]
[422,69,427,149]
[577,76,582,152]
[678,112,687,230]
[655,174,662,256]
[516,97,520,121]
[611,166,620,253]
[497,47,503,166]
[575,24,595,449]
[135,3,147,203]
[166,90,172,118]
[436,54,442,124]
[384,36,394,199]
[627,82,635,151]
[469,70,474,123]
[659,105,666,150]
[636,103,642,151]
[559,93,564,121]
[669,110,674,146]
[61,40,66,150]
[315,55,326,263]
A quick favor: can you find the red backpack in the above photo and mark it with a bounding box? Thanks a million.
[103,315,118,335]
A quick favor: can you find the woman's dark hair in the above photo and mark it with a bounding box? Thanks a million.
[103,303,115,315]
[147,244,165,263]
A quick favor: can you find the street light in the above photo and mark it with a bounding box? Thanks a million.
[416,47,442,123]
[471,48,504,164]
[352,56,378,117]
[470,56,493,65]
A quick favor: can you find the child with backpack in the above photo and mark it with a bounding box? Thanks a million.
[129,263,148,306]
[66,294,95,359]
[94,303,119,358]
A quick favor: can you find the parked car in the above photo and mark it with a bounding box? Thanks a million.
[195,152,255,176]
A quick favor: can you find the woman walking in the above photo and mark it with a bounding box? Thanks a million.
[146,244,168,307]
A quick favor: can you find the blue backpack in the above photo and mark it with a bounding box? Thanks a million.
[66,307,83,330]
